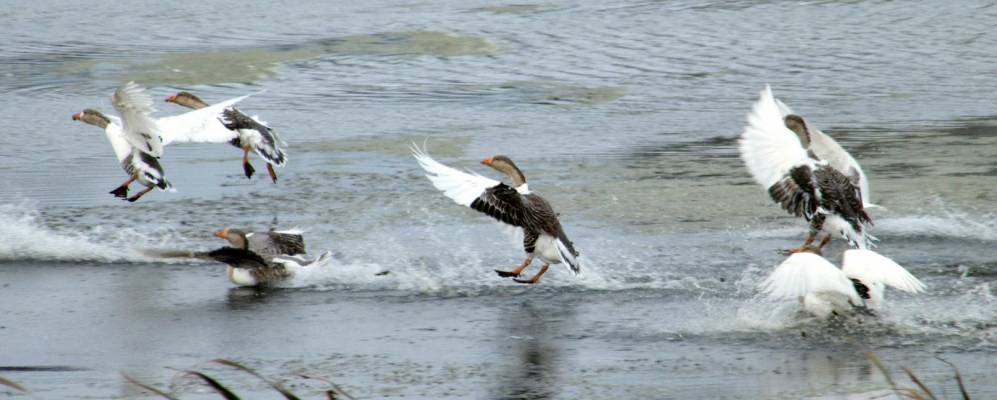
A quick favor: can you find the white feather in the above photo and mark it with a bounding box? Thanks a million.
[112,82,164,157]
[411,143,502,207]
[159,94,250,145]
[739,85,813,188]
[842,250,926,294]
[760,252,862,304]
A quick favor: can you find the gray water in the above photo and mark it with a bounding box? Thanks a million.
[1,1,996,398]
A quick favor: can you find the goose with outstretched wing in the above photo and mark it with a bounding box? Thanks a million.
[739,86,874,254]
[412,144,580,284]
[72,83,249,201]
[166,91,286,183]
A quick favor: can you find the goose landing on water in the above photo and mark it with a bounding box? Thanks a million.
[760,249,926,319]
[412,144,580,285]
[166,91,286,183]
[739,86,875,254]
[214,227,306,257]
[207,247,332,287]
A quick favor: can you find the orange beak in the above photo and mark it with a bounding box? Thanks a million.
[71,112,82,121]
[480,157,493,166]
[214,228,228,239]
[165,95,177,103]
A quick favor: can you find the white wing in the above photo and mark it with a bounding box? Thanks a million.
[760,252,861,303]
[776,97,872,207]
[411,143,500,207]
[158,94,250,145]
[842,250,926,294]
[112,82,164,156]
[739,85,812,188]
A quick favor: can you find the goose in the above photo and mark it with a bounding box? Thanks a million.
[740,86,874,254]
[214,227,306,257]
[72,82,170,202]
[206,247,332,287]
[412,144,580,284]
[165,91,286,183]
[772,95,875,208]
[760,249,926,319]
[72,84,249,201]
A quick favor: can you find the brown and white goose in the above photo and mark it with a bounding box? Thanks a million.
[73,83,251,201]
[214,227,306,257]
[72,82,171,202]
[165,91,286,183]
[206,247,332,287]
[412,144,580,284]
[740,86,874,254]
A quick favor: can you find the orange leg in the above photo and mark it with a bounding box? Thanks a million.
[266,163,277,184]
[513,263,550,284]
[109,177,135,198]
[242,147,255,179]
[126,185,155,202]
[782,234,817,256]
[495,254,533,278]
[816,234,832,251]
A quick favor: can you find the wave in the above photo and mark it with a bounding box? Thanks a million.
[747,206,997,242]
[0,203,189,264]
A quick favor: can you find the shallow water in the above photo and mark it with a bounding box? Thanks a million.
[1,0,996,398]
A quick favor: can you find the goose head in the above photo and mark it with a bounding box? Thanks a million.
[481,155,527,188]
[165,91,209,110]
[214,228,249,249]
[784,114,812,148]
[72,109,111,129]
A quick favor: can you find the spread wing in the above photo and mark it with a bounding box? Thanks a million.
[207,247,269,269]
[842,250,926,294]
[412,144,503,207]
[760,252,861,303]
[739,85,813,189]
[158,94,249,145]
[112,82,164,157]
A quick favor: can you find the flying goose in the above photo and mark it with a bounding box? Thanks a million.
[740,86,874,254]
[73,84,249,201]
[207,247,332,287]
[214,227,306,257]
[165,91,286,183]
[412,144,580,284]
[72,82,171,202]
[760,249,926,319]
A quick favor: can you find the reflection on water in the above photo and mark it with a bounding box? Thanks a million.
[491,301,575,400]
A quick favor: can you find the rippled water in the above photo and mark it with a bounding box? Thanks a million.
[1,0,996,398]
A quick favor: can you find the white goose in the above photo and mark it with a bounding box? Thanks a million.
[740,86,875,254]
[760,249,926,319]
[412,144,580,285]
[166,91,286,183]
[72,83,249,201]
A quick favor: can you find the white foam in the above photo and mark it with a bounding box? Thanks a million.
[0,202,193,264]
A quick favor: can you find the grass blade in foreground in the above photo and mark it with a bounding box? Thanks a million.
[213,358,301,400]
[186,371,241,400]
[0,375,27,393]
[122,373,180,400]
